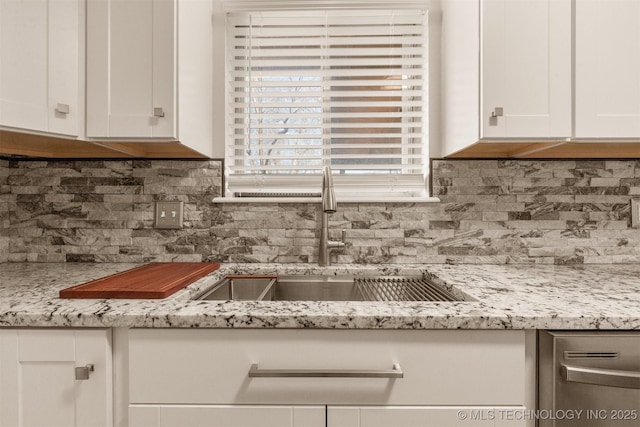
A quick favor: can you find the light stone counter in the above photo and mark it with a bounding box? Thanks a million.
[0,263,638,329]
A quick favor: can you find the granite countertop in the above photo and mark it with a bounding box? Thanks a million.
[0,262,638,329]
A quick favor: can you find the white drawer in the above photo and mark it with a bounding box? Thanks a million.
[129,329,525,406]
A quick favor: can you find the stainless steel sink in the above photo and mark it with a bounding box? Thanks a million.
[195,276,277,301]
[268,275,363,301]
[193,274,465,302]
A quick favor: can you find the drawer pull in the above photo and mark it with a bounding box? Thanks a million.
[561,364,640,389]
[248,363,403,378]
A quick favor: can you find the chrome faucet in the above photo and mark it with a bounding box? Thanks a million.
[319,166,346,266]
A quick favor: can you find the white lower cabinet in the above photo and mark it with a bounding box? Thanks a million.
[0,329,113,427]
[129,405,325,427]
[128,405,525,427]
[328,406,525,427]
[125,329,528,427]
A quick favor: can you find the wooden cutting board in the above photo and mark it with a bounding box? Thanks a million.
[59,262,220,299]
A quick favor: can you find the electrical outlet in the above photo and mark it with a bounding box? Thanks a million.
[155,201,183,229]
[632,198,640,229]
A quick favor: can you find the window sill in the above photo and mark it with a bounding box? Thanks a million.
[212,196,441,204]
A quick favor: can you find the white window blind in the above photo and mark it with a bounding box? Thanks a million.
[226,8,428,197]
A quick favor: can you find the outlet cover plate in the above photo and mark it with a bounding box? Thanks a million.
[155,201,183,229]
[632,199,640,229]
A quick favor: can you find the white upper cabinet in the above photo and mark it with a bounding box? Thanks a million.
[443,0,640,158]
[481,0,572,139]
[442,0,572,157]
[86,0,175,138]
[86,0,214,157]
[0,0,82,136]
[575,0,640,138]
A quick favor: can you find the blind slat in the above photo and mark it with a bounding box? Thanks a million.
[231,48,425,58]
[229,165,424,172]
[229,58,424,67]
[231,122,423,129]
[229,155,424,162]
[228,27,426,39]
[238,35,426,47]
[230,79,424,89]
[230,68,423,78]
[231,136,423,142]
[231,90,424,98]
[231,102,424,109]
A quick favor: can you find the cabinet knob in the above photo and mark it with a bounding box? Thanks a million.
[75,364,94,380]
[490,107,503,118]
[55,103,70,115]
[153,107,165,118]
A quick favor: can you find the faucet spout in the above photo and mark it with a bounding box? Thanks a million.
[322,166,337,213]
[319,166,344,266]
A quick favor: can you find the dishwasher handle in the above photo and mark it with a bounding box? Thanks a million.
[249,363,403,378]
[560,364,640,389]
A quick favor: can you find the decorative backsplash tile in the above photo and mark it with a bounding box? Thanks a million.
[0,158,9,262]
[1,158,639,264]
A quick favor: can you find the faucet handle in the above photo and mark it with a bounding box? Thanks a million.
[341,229,347,243]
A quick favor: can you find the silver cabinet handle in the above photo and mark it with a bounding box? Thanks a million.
[490,107,503,118]
[56,103,70,115]
[560,364,640,389]
[153,107,165,118]
[75,364,94,380]
[248,363,403,378]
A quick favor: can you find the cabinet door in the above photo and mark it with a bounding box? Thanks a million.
[328,406,526,427]
[481,0,571,138]
[0,0,80,136]
[129,405,325,427]
[48,0,81,136]
[575,0,640,138]
[86,0,175,138]
[0,329,112,427]
[0,0,48,132]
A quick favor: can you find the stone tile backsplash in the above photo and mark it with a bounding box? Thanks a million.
[0,158,9,262]
[1,158,639,264]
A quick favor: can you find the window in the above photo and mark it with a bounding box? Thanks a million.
[225,4,429,199]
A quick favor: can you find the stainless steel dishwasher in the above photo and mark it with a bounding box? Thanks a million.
[538,330,640,427]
